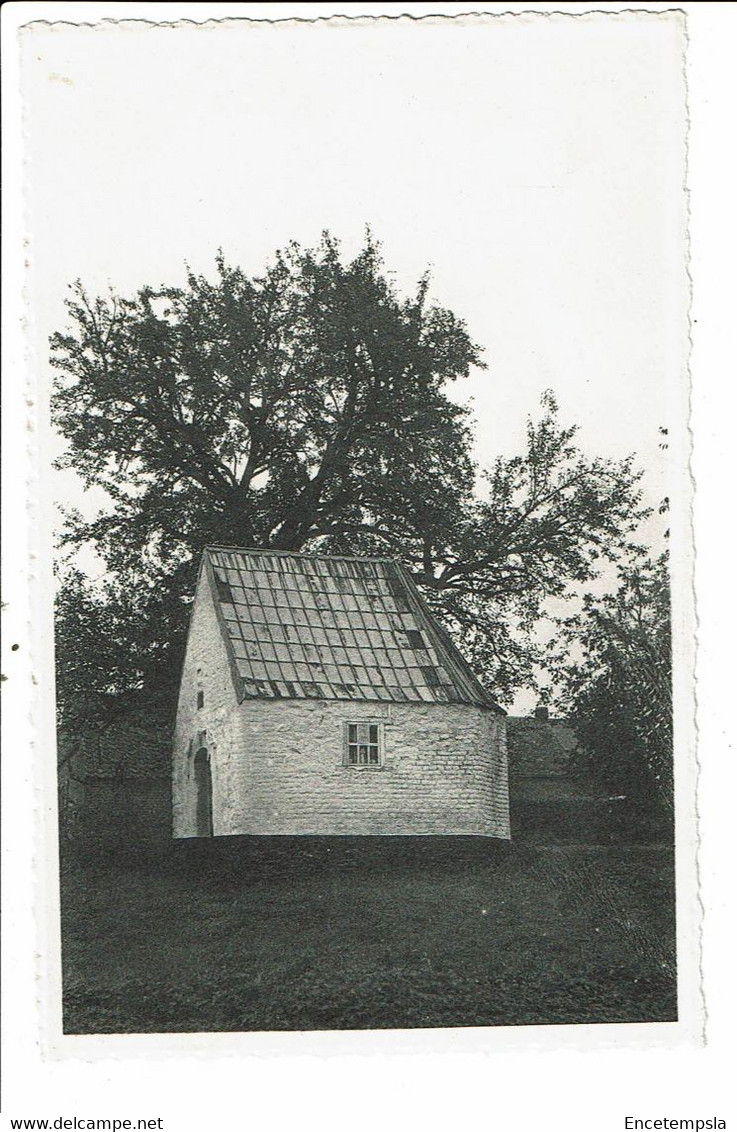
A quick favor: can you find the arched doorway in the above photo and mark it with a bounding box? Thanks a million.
[194,747,213,837]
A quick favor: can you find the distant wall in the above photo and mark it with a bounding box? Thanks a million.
[72,779,171,851]
[58,753,86,846]
[58,698,173,856]
[506,715,577,782]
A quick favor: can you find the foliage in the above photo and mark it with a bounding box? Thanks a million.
[52,232,649,724]
[405,391,650,700]
[54,569,185,730]
[554,553,673,816]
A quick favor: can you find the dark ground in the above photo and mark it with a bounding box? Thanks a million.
[60,832,677,1033]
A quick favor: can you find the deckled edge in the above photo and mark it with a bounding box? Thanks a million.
[680,10,707,1046]
[18,6,687,32]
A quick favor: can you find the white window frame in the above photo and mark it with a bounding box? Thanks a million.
[343,720,384,768]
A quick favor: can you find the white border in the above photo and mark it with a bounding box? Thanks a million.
[3,1,734,1127]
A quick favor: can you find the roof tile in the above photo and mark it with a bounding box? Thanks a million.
[203,547,502,712]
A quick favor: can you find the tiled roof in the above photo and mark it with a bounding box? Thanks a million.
[203,547,502,712]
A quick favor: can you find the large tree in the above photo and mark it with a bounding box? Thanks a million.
[52,232,648,725]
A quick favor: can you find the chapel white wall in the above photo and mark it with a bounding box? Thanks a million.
[223,699,509,837]
[172,568,243,838]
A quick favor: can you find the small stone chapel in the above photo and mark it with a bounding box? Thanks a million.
[172,547,510,839]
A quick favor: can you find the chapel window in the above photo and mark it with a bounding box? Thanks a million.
[345,721,382,766]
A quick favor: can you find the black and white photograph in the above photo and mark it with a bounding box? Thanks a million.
[24,3,690,1038]
[6,1,734,1125]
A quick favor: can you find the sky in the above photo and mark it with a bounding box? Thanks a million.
[20,10,688,708]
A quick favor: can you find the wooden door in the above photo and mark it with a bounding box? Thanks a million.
[194,748,213,837]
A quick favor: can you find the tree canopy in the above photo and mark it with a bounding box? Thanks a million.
[52,232,650,726]
[53,234,477,567]
[554,552,673,817]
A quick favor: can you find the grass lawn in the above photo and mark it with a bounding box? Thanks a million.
[60,836,677,1033]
